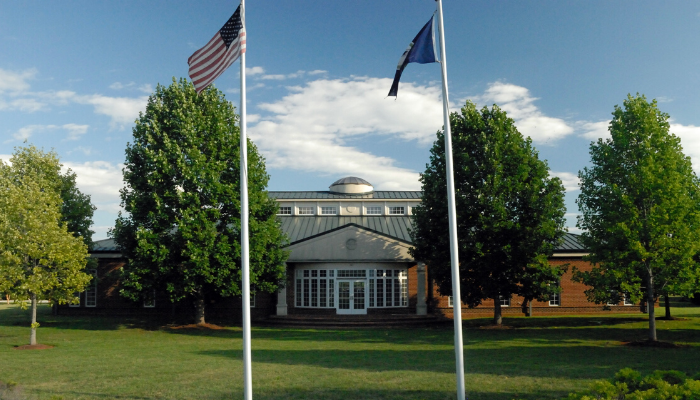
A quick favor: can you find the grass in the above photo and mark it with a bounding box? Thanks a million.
[1,304,699,400]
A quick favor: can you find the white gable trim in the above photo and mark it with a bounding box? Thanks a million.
[286,225,414,262]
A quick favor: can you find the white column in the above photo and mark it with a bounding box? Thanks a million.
[277,266,288,316]
[417,262,427,315]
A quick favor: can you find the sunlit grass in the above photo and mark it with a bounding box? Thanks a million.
[1,303,699,400]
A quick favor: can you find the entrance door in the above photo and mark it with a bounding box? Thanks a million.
[337,280,366,315]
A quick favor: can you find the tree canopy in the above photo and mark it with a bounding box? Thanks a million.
[6,145,96,248]
[111,78,288,324]
[576,94,700,341]
[0,152,91,345]
[411,101,567,325]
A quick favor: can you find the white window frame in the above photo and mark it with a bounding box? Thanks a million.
[371,269,408,308]
[295,269,334,309]
[85,269,97,308]
[298,206,314,215]
[448,296,454,307]
[549,293,560,306]
[388,206,405,215]
[623,293,634,306]
[549,281,561,306]
[277,206,292,215]
[144,290,156,308]
[499,295,510,307]
[366,206,382,215]
[320,206,337,215]
[69,292,81,307]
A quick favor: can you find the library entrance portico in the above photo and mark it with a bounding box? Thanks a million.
[274,219,424,316]
[292,264,409,315]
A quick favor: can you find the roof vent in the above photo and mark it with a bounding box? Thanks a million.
[329,177,374,194]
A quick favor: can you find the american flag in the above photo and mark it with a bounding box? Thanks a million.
[188,5,246,93]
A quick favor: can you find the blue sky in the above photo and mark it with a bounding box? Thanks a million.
[2,1,700,239]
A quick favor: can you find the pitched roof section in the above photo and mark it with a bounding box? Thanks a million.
[269,191,423,200]
[90,226,586,253]
[92,238,118,252]
[280,216,414,244]
[556,232,587,252]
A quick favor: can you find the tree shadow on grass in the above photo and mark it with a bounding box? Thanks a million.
[220,388,562,400]
[196,341,700,378]
[0,304,174,332]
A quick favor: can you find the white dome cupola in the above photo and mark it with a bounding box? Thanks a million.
[329,177,374,195]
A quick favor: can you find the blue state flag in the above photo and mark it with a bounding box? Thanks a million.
[388,16,438,97]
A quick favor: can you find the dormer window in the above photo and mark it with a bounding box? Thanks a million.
[278,206,292,215]
[321,206,337,215]
[388,206,405,215]
[366,206,382,215]
[298,206,314,215]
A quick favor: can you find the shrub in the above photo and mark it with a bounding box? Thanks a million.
[564,369,700,400]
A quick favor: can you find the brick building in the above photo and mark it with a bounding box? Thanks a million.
[68,177,645,319]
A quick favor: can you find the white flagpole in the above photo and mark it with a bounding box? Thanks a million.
[436,1,466,399]
[239,1,253,399]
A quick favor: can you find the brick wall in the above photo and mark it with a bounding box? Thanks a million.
[59,256,272,321]
[431,257,655,318]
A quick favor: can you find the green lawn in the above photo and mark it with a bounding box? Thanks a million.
[1,304,699,400]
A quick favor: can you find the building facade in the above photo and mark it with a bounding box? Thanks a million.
[70,177,645,319]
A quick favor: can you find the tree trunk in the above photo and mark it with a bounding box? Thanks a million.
[5,294,9,305]
[30,293,37,346]
[194,289,206,325]
[664,295,671,319]
[646,272,657,341]
[529,300,533,317]
[493,299,502,326]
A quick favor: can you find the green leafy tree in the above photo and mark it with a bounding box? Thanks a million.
[575,94,700,341]
[0,157,91,346]
[411,101,567,325]
[7,145,96,248]
[111,78,288,325]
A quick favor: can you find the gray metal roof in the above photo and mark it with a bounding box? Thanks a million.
[92,238,118,252]
[90,227,585,253]
[269,191,423,200]
[330,177,372,186]
[280,216,414,244]
[556,232,586,252]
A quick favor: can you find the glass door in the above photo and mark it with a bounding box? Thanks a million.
[336,280,366,315]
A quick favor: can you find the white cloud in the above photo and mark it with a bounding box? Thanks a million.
[656,96,673,103]
[63,123,89,141]
[9,123,90,143]
[62,160,124,214]
[0,68,37,93]
[551,171,580,192]
[577,120,610,140]
[249,76,444,190]
[109,81,132,90]
[11,124,56,141]
[68,146,94,156]
[138,84,153,94]
[246,66,265,75]
[473,82,574,143]
[262,74,287,80]
[671,123,700,172]
[74,94,147,128]
[308,70,327,75]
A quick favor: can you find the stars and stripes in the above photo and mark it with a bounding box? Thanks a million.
[188,5,246,93]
